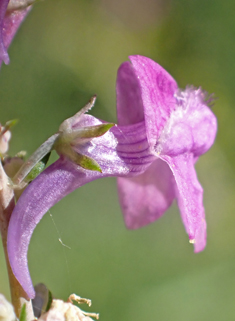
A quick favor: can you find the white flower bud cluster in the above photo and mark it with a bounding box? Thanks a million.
[0,294,16,321]
[39,299,97,321]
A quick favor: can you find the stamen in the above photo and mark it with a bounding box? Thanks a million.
[82,311,99,320]
[68,294,92,307]
[68,294,99,319]
[189,239,195,244]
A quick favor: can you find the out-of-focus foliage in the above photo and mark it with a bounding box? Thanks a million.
[0,0,235,320]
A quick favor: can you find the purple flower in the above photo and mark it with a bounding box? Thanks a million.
[0,0,31,66]
[7,55,217,299]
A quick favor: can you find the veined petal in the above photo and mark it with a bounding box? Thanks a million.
[118,158,175,229]
[71,115,155,173]
[116,61,144,125]
[129,55,178,151]
[7,117,153,298]
[116,56,177,231]
[160,153,206,252]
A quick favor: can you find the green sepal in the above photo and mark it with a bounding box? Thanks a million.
[79,154,102,172]
[5,119,18,129]
[59,96,97,132]
[57,144,102,173]
[19,303,27,321]
[69,123,115,141]
[70,149,102,172]
[25,152,51,183]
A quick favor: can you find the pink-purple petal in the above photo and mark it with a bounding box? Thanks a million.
[0,1,31,66]
[118,158,175,229]
[129,55,178,150]
[0,0,10,64]
[116,61,144,125]
[160,153,206,252]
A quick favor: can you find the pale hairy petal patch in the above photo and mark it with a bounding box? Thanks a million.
[156,87,217,157]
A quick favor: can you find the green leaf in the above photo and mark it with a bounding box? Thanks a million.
[19,303,27,321]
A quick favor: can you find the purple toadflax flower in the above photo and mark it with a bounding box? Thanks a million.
[0,0,32,66]
[7,55,217,299]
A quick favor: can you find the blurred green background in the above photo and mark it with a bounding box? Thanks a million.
[1,0,235,320]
